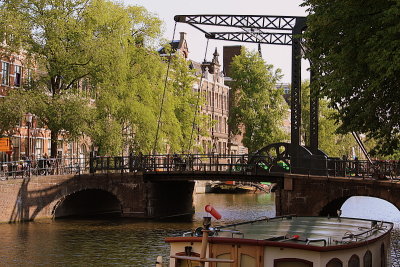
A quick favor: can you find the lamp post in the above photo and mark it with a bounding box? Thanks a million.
[26,113,33,159]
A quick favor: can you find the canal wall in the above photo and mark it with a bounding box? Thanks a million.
[0,173,195,223]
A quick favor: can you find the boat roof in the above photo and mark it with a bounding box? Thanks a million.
[212,216,393,246]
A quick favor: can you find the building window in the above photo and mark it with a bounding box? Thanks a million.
[11,137,20,161]
[26,68,33,87]
[274,258,313,267]
[363,250,372,267]
[67,142,73,158]
[35,139,43,159]
[224,94,227,110]
[2,62,10,86]
[381,243,386,267]
[14,65,22,87]
[48,141,51,158]
[348,254,360,267]
[224,117,227,133]
[326,258,343,267]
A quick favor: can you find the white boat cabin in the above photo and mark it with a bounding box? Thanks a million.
[164,216,393,267]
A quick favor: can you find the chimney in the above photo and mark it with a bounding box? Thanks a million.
[223,46,242,78]
[180,32,187,42]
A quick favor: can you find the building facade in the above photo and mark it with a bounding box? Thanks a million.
[167,33,246,155]
[0,51,90,162]
[196,49,231,155]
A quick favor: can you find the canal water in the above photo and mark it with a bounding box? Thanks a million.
[0,193,398,266]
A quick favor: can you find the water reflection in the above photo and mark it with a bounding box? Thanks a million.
[193,193,275,224]
[0,193,398,266]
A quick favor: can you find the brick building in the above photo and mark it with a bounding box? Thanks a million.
[163,33,247,155]
[0,50,90,162]
[195,48,231,154]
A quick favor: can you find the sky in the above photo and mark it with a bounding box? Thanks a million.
[123,0,309,83]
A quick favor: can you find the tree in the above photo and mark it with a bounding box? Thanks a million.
[1,0,127,157]
[229,48,288,153]
[302,0,400,156]
[1,0,204,157]
[0,90,29,137]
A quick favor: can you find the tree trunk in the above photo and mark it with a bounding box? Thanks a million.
[50,130,58,158]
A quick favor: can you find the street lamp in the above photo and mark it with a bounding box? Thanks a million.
[26,113,33,159]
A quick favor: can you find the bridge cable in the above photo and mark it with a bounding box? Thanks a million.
[153,22,178,154]
[351,131,372,164]
[187,39,210,153]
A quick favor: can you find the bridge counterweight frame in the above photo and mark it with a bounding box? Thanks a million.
[174,14,314,166]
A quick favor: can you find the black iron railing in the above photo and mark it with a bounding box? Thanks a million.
[1,153,399,180]
[89,153,258,174]
[0,157,89,179]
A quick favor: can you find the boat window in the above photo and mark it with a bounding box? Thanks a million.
[274,258,313,267]
[240,254,256,267]
[363,250,372,267]
[216,253,231,267]
[326,258,343,267]
[381,243,386,267]
[348,254,360,267]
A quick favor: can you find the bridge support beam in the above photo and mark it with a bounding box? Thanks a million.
[145,181,195,219]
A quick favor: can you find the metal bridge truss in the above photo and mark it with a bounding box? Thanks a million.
[174,15,319,168]
[174,15,301,31]
[208,32,292,46]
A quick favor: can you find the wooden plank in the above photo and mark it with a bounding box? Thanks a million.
[171,255,234,263]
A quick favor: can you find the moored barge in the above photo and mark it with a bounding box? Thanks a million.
[161,212,393,267]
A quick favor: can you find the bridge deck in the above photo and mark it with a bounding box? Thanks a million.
[143,170,283,182]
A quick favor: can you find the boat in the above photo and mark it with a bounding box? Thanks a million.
[158,206,393,267]
[205,181,270,193]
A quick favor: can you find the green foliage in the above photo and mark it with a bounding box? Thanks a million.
[229,48,288,153]
[1,0,202,156]
[0,90,28,136]
[32,92,94,140]
[303,0,400,156]
[301,81,358,157]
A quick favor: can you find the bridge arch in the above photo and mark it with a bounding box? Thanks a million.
[277,174,400,217]
[318,196,350,217]
[52,188,123,219]
[318,195,400,218]
[341,196,400,220]
[319,195,400,219]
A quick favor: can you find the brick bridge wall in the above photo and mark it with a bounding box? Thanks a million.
[0,172,194,223]
[276,174,400,216]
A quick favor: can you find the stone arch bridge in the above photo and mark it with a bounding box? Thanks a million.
[0,171,399,223]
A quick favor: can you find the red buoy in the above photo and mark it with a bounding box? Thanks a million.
[205,205,222,220]
[292,235,300,240]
